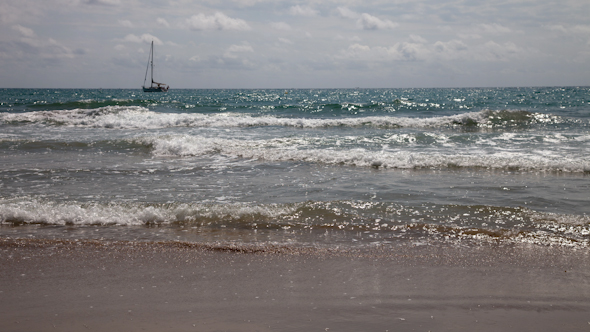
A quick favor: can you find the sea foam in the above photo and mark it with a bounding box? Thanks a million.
[139,134,590,172]
[1,106,568,130]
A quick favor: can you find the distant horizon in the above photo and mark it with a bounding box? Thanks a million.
[2,85,589,90]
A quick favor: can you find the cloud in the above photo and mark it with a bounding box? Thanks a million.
[545,24,568,33]
[392,42,429,61]
[336,37,525,66]
[157,18,170,28]
[457,33,482,40]
[344,43,371,57]
[5,35,78,63]
[186,12,251,31]
[278,37,293,45]
[336,7,359,19]
[223,42,254,58]
[85,0,120,6]
[477,23,511,34]
[289,5,317,17]
[572,25,590,34]
[118,20,133,28]
[12,24,36,38]
[336,9,398,31]
[337,42,429,63]
[7,25,79,62]
[433,39,523,62]
[357,13,398,30]
[335,34,361,42]
[545,24,590,34]
[434,39,469,60]
[409,34,427,43]
[123,34,163,45]
[45,38,77,59]
[271,22,292,31]
[478,41,521,61]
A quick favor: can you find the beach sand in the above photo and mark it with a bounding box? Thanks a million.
[1,238,589,332]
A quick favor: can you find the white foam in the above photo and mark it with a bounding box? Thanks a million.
[1,106,496,130]
[0,198,297,226]
[0,199,171,225]
[141,134,590,172]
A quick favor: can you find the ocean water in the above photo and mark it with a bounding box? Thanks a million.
[1,87,589,249]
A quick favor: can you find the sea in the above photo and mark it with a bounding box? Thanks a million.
[1,87,589,250]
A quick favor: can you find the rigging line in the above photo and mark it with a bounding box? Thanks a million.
[143,41,153,87]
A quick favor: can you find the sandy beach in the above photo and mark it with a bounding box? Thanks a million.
[1,238,589,332]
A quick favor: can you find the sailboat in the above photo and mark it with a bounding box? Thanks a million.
[142,41,169,92]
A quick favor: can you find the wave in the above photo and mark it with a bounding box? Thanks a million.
[2,131,588,172]
[1,199,588,247]
[0,137,149,154]
[0,106,577,130]
[3,134,587,172]
[27,98,146,111]
[139,134,590,172]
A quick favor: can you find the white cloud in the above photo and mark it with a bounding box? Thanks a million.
[434,39,469,60]
[157,18,170,28]
[337,42,428,63]
[409,34,427,43]
[572,25,590,34]
[336,37,526,65]
[85,0,120,6]
[123,34,163,45]
[336,8,398,30]
[392,42,429,61]
[224,42,254,58]
[346,43,371,56]
[477,23,511,34]
[278,37,293,45]
[545,24,590,34]
[289,5,317,17]
[357,13,398,30]
[545,25,568,33]
[6,24,79,62]
[433,39,523,62]
[336,7,359,19]
[186,12,251,31]
[46,38,77,59]
[335,34,361,42]
[271,22,292,31]
[12,24,36,38]
[458,33,482,40]
[118,20,133,28]
[478,41,521,61]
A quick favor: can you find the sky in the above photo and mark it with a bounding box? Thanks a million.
[1,0,589,89]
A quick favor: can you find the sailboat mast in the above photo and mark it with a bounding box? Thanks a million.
[150,41,154,84]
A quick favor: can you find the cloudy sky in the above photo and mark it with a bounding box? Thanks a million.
[1,0,589,88]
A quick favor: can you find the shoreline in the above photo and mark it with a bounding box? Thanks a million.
[1,238,589,331]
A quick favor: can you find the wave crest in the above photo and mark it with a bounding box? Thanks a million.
[1,107,574,130]
[1,199,588,247]
[139,134,590,172]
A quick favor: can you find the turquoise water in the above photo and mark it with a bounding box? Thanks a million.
[1,87,589,248]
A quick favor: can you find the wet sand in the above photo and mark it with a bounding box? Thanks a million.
[1,238,589,332]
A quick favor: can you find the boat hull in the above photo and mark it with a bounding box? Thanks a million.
[143,86,168,92]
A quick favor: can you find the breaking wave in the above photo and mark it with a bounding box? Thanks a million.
[137,134,590,172]
[1,198,588,247]
[0,106,577,130]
